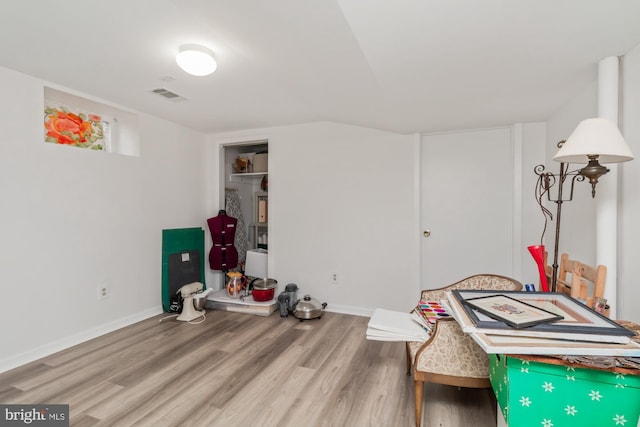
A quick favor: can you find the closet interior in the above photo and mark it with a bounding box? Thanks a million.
[221,140,269,272]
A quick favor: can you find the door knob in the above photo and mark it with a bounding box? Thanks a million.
[423,230,431,238]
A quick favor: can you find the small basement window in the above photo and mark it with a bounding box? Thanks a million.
[44,87,140,156]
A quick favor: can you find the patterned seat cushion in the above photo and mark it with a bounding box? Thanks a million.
[409,274,522,378]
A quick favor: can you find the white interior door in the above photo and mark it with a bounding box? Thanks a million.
[420,128,513,289]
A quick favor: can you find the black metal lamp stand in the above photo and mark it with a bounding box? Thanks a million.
[534,141,610,292]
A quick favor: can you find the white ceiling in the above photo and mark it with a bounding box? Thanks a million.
[2,0,640,135]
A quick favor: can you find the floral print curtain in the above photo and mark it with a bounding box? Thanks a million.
[225,189,248,266]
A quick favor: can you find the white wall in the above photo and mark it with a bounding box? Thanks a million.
[620,44,640,323]
[207,122,418,314]
[207,121,552,314]
[0,66,207,372]
[517,122,549,285]
[545,82,599,267]
[544,43,640,323]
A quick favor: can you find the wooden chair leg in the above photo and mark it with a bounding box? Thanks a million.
[414,380,424,427]
[405,342,412,375]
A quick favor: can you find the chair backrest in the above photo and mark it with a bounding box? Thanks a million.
[556,253,606,308]
[419,274,523,301]
[544,252,606,310]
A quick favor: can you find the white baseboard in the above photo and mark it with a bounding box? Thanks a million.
[0,306,163,374]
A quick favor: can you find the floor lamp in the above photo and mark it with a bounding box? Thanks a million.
[533,118,634,292]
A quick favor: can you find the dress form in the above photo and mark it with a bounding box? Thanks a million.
[207,210,239,271]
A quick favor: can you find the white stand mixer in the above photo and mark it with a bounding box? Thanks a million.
[177,282,212,322]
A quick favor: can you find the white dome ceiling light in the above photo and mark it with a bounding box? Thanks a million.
[175,44,217,76]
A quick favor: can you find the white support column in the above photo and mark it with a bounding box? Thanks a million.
[597,56,619,318]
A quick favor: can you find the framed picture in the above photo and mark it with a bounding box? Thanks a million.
[44,102,106,150]
[463,294,563,329]
[450,290,635,338]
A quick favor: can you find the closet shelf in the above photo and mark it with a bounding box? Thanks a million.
[229,172,268,182]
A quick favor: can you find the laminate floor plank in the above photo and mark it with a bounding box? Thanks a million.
[206,349,316,427]
[66,381,125,418]
[12,344,139,392]
[43,316,177,367]
[294,314,359,370]
[84,345,230,420]
[0,310,498,427]
[96,354,230,427]
[343,342,413,426]
[107,321,230,387]
[277,320,375,426]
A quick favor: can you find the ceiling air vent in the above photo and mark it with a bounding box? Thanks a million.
[151,88,187,102]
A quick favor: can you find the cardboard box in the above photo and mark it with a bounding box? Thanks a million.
[490,354,640,427]
[253,153,268,172]
[258,199,267,223]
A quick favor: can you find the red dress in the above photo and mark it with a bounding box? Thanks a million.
[207,211,238,271]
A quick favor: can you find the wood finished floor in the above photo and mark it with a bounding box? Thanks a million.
[0,310,497,427]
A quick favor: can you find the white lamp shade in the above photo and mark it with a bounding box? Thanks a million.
[176,44,217,76]
[553,118,634,164]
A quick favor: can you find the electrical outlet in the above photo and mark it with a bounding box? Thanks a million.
[98,285,109,300]
[330,271,339,284]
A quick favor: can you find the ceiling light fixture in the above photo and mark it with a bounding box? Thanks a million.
[175,44,217,76]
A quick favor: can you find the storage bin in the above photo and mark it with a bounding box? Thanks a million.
[490,354,640,427]
[253,153,268,172]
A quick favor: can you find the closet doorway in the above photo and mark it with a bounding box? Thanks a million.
[220,140,269,273]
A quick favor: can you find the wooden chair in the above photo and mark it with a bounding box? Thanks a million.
[406,274,523,427]
[544,252,607,311]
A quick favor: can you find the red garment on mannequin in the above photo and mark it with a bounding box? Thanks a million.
[207,211,239,271]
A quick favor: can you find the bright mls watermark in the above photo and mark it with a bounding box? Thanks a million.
[1,405,69,426]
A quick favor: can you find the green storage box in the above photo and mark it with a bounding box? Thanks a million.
[490,354,640,427]
[161,227,205,312]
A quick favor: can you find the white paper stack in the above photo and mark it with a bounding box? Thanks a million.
[366,308,430,342]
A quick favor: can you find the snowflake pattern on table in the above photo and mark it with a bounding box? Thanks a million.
[542,381,554,392]
[563,405,577,416]
[614,373,629,390]
[613,414,627,425]
[541,418,553,427]
[519,396,532,407]
[589,390,603,401]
